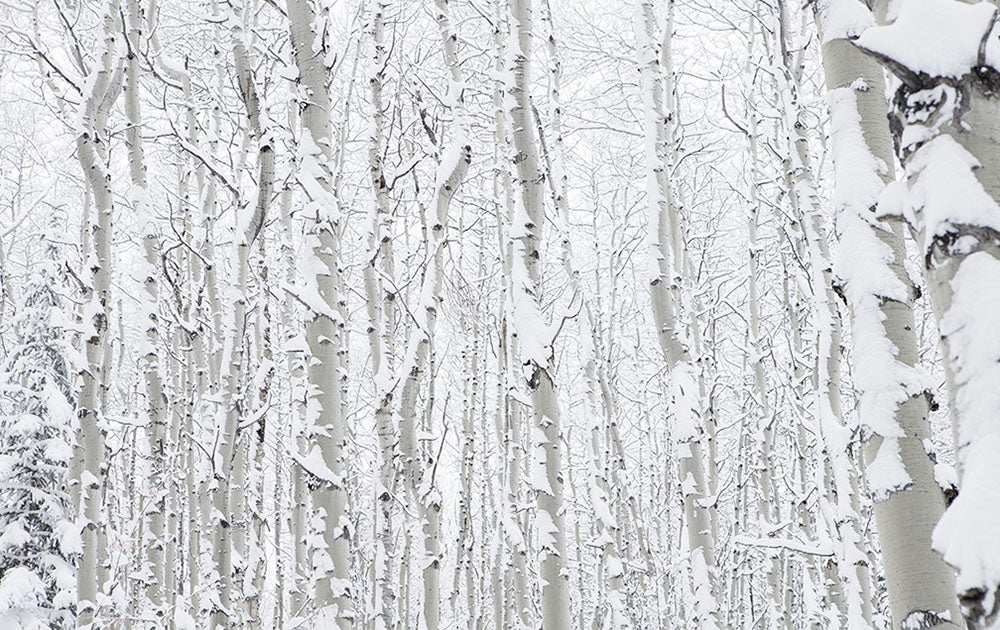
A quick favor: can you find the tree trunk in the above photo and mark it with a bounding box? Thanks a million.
[74,1,123,624]
[814,2,963,628]
[856,2,1000,626]
[286,0,354,626]
[636,2,721,626]
[505,0,571,627]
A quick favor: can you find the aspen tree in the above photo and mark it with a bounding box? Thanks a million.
[143,10,204,619]
[206,3,267,623]
[855,1,1000,626]
[122,0,168,622]
[636,2,720,625]
[741,51,789,630]
[491,4,531,625]
[286,0,354,626]
[812,1,964,627]
[274,129,300,629]
[72,2,124,624]
[390,1,470,626]
[534,3,641,623]
[767,2,875,625]
[360,4,400,628]
[504,0,571,627]
[451,224,482,629]
[733,11,826,627]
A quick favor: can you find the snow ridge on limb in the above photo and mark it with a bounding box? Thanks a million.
[856,1,1000,627]
[827,85,924,501]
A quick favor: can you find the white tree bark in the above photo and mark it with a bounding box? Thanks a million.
[123,0,167,622]
[491,4,530,626]
[362,4,400,628]
[73,2,123,624]
[856,1,1000,626]
[636,2,721,626]
[390,2,470,627]
[813,2,963,628]
[770,4,874,626]
[505,0,571,626]
[286,0,354,626]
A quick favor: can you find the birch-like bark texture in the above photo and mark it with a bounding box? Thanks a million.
[122,0,167,623]
[505,0,571,626]
[814,2,963,628]
[11,0,1000,628]
[389,1,471,626]
[490,7,531,625]
[855,1,1000,627]
[361,4,400,627]
[636,3,720,626]
[767,4,877,626]
[742,53,788,630]
[287,0,353,626]
[535,3,631,625]
[73,2,123,625]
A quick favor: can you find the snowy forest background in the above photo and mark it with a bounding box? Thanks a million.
[2,0,1000,628]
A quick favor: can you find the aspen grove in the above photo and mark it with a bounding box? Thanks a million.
[2,0,1000,628]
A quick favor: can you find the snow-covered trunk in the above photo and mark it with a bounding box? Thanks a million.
[209,230,245,629]
[273,153,298,629]
[162,154,192,630]
[779,256,834,624]
[779,84,874,630]
[208,4,267,625]
[635,2,720,626]
[165,290,183,629]
[491,7,531,627]
[205,12,239,628]
[770,3,874,626]
[361,4,399,628]
[286,0,353,626]
[193,50,226,620]
[156,43,205,622]
[276,100,309,622]
[452,260,479,629]
[855,2,1000,626]
[505,0,571,627]
[73,1,123,625]
[123,0,167,622]
[585,203,658,627]
[388,2,471,627]
[535,3,635,622]
[744,113,788,630]
[184,250,203,628]
[232,4,273,624]
[813,2,963,628]
[736,21,797,625]
[247,237,273,630]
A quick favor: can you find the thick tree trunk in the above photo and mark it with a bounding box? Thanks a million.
[856,2,1000,626]
[814,2,963,628]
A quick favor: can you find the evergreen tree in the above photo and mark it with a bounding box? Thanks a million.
[0,223,77,629]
